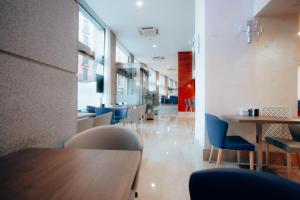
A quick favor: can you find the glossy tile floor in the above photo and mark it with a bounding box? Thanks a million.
[136,106,300,200]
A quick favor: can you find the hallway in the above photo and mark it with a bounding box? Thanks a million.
[137,113,216,200]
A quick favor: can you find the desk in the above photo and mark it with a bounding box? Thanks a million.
[223,115,300,171]
[0,148,140,200]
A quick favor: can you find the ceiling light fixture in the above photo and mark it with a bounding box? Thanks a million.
[298,32,300,36]
[136,0,144,8]
[152,44,157,48]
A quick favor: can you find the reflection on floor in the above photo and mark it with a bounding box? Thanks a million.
[136,109,300,200]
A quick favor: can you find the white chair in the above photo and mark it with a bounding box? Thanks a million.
[64,126,143,197]
[138,104,147,122]
[77,118,94,133]
[93,112,113,127]
[121,107,141,133]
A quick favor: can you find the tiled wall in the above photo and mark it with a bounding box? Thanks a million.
[0,0,78,156]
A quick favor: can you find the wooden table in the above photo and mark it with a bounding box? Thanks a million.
[0,148,141,200]
[223,115,300,171]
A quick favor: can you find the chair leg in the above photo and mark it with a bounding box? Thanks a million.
[208,146,214,163]
[287,153,292,178]
[249,151,254,171]
[216,149,223,168]
[237,151,241,165]
[266,143,270,168]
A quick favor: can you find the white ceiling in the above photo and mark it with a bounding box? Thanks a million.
[85,0,195,81]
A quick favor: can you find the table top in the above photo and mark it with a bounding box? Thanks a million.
[77,112,96,119]
[0,148,141,200]
[222,115,300,124]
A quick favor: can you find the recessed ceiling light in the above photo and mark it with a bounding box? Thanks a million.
[298,32,300,36]
[136,0,144,7]
[152,44,157,48]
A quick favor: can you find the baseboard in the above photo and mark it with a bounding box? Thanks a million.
[203,148,300,167]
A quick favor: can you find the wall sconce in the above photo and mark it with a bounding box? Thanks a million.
[241,20,263,44]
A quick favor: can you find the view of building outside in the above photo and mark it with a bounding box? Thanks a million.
[159,74,166,96]
[77,7,105,110]
[78,8,105,83]
[116,43,129,63]
[148,68,157,92]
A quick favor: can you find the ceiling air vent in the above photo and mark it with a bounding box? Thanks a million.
[138,27,159,37]
[152,56,165,61]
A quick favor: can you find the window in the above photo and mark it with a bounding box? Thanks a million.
[159,74,166,96]
[116,43,129,63]
[77,6,106,110]
[148,69,157,92]
[82,68,88,81]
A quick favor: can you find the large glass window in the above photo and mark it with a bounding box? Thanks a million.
[77,7,105,110]
[148,69,157,92]
[116,43,129,63]
[159,74,166,96]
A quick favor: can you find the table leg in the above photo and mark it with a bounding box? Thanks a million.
[256,124,263,172]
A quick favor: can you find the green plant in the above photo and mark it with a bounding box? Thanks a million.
[144,91,160,113]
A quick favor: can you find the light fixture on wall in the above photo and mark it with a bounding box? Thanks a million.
[240,20,263,44]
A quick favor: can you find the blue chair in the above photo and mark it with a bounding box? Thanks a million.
[86,106,96,113]
[189,168,300,200]
[265,124,300,178]
[112,108,128,124]
[170,96,178,104]
[205,113,255,169]
[95,107,113,116]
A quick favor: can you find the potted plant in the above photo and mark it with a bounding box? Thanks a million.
[144,91,160,120]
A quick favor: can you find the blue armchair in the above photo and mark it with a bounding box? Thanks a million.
[95,107,113,116]
[205,113,255,169]
[111,108,128,124]
[189,168,300,200]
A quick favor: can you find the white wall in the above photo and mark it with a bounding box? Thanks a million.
[195,0,299,148]
[194,0,206,147]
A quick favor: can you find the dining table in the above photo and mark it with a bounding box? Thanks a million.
[0,148,141,200]
[222,115,300,171]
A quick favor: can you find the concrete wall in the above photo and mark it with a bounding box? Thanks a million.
[0,0,78,156]
[195,0,299,148]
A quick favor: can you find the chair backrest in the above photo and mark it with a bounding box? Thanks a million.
[65,126,143,151]
[261,107,291,139]
[93,112,113,127]
[114,108,128,118]
[205,113,228,148]
[86,106,96,113]
[127,107,140,124]
[138,104,147,117]
[77,118,94,133]
[95,107,113,116]
[189,169,300,200]
[288,124,300,142]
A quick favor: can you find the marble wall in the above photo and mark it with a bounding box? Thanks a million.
[0,0,78,155]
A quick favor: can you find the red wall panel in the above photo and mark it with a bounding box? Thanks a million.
[178,52,195,112]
